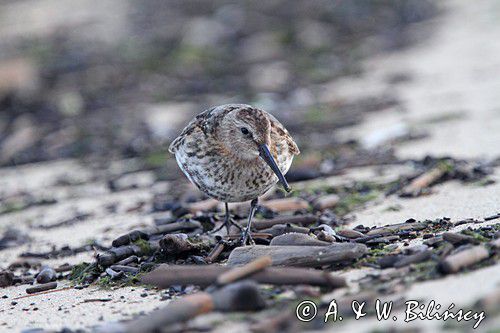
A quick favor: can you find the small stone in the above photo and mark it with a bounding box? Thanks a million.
[377,255,403,268]
[36,267,56,284]
[0,271,14,288]
[228,243,368,267]
[337,229,365,239]
[270,233,330,246]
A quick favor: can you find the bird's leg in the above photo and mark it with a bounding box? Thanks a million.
[211,202,242,234]
[241,198,258,246]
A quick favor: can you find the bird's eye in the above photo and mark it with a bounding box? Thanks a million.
[240,127,250,135]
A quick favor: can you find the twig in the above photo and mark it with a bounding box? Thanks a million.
[253,215,317,230]
[205,241,225,263]
[142,265,346,289]
[366,221,427,236]
[82,298,113,303]
[400,166,446,197]
[484,213,500,221]
[26,282,57,294]
[15,286,72,300]
[216,256,272,286]
[259,224,310,237]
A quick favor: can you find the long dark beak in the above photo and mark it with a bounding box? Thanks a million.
[258,144,291,192]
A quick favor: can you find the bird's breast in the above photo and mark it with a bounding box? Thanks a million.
[175,146,293,202]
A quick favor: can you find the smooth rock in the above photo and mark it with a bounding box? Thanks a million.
[228,243,367,267]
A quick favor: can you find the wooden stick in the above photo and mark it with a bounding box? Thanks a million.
[216,256,272,286]
[439,245,490,274]
[112,230,150,247]
[401,166,446,197]
[205,241,225,263]
[14,286,73,300]
[142,265,346,289]
[225,232,273,240]
[259,224,310,237]
[146,220,202,235]
[26,282,57,294]
[366,221,427,236]
[253,215,317,230]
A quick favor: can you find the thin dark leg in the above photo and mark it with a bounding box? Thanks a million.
[223,202,231,233]
[211,202,242,234]
[242,198,259,246]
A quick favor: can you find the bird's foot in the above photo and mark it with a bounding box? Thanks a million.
[241,229,255,246]
[210,217,242,235]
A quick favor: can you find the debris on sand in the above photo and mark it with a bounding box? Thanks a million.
[439,245,491,274]
[26,282,58,294]
[142,265,346,289]
[228,244,367,267]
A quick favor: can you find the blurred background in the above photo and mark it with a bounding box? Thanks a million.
[2,2,500,332]
[0,0,436,170]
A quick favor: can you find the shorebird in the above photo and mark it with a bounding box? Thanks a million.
[169,104,300,244]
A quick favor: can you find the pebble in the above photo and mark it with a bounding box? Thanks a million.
[337,229,365,239]
[0,271,14,287]
[270,233,330,247]
[228,243,368,267]
[36,266,57,284]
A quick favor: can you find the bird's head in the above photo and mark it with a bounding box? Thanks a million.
[218,104,291,192]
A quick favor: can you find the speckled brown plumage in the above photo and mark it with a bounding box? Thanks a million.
[169,104,299,244]
[169,104,299,203]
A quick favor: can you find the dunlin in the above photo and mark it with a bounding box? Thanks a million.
[169,104,300,244]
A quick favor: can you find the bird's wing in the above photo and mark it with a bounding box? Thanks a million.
[268,114,300,156]
[168,106,231,154]
[168,111,208,154]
